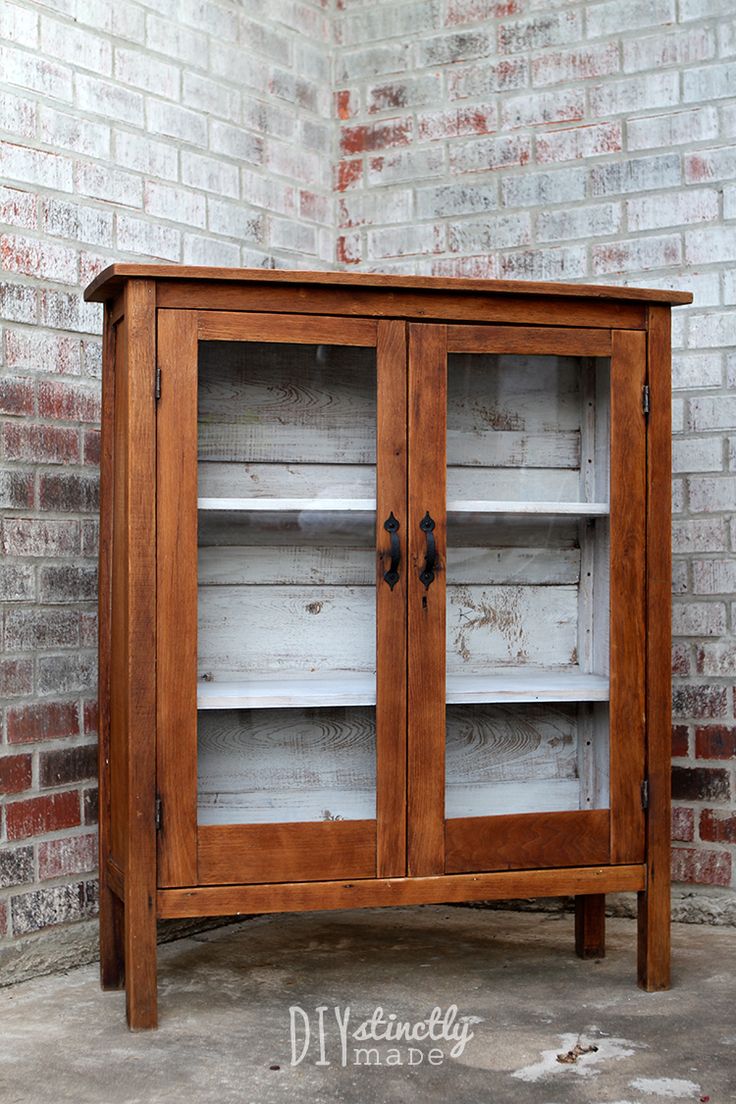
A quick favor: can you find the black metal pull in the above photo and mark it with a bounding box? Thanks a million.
[419,511,436,589]
[383,512,400,590]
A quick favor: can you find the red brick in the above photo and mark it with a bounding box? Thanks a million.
[82,427,101,465]
[695,725,736,760]
[39,744,96,788]
[340,118,412,155]
[335,90,356,120]
[672,643,690,676]
[672,807,694,842]
[37,379,101,423]
[700,810,736,845]
[6,791,81,841]
[336,233,361,265]
[7,700,79,745]
[83,786,98,825]
[672,847,732,887]
[672,684,728,720]
[39,471,99,512]
[672,765,730,803]
[672,725,689,757]
[2,422,80,464]
[0,754,32,795]
[0,902,6,937]
[38,832,97,879]
[0,375,34,415]
[335,158,362,192]
[0,658,33,697]
[83,699,98,736]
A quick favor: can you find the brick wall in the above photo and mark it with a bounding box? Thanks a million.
[1,0,736,976]
[0,0,332,972]
[334,0,736,893]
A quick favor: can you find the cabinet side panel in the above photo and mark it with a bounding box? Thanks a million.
[157,311,198,886]
[110,313,129,866]
[610,330,647,863]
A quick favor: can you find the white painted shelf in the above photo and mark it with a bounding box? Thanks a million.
[197,671,610,710]
[197,497,609,516]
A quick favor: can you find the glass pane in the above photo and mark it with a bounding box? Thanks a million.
[445,352,610,817]
[196,341,377,825]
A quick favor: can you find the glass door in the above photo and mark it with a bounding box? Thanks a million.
[156,311,407,887]
[407,324,647,876]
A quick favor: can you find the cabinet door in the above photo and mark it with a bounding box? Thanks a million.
[156,310,407,887]
[407,324,646,876]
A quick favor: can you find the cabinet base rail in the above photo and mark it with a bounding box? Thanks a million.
[154,864,645,919]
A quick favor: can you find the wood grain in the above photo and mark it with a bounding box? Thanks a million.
[445,809,610,873]
[85,263,693,305]
[447,325,611,356]
[197,310,377,345]
[407,324,447,876]
[609,330,647,864]
[156,311,198,887]
[98,304,124,991]
[197,821,376,885]
[376,319,408,877]
[121,278,158,1030]
[158,864,646,918]
[638,304,673,992]
[575,895,606,959]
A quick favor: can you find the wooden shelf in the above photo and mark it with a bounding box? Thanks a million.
[198,497,609,516]
[197,671,610,710]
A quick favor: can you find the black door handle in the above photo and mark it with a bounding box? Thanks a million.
[419,511,436,588]
[383,512,400,589]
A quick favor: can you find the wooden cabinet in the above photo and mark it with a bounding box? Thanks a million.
[85,265,691,1029]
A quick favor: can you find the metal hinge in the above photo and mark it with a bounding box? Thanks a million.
[155,795,163,832]
[155,367,162,401]
[642,384,650,415]
[641,780,649,811]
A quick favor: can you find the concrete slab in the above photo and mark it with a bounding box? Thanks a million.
[1,906,734,1104]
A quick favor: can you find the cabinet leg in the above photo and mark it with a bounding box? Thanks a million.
[124,886,158,1029]
[637,880,670,991]
[575,894,606,959]
[99,885,125,990]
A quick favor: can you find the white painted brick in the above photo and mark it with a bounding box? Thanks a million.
[623,27,715,72]
[672,353,723,391]
[724,187,736,221]
[75,73,144,127]
[182,234,241,267]
[590,154,681,196]
[40,289,101,335]
[241,170,296,218]
[673,437,723,473]
[0,90,37,140]
[536,122,621,164]
[684,63,736,103]
[672,478,685,514]
[685,146,736,184]
[0,185,36,231]
[447,213,530,253]
[497,245,587,281]
[498,11,582,55]
[673,519,727,553]
[501,168,586,208]
[146,100,207,148]
[113,131,178,181]
[183,72,241,124]
[0,142,73,193]
[75,0,145,44]
[238,17,292,65]
[181,152,239,199]
[146,14,208,68]
[144,181,206,229]
[693,560,736,594]
[673,399,685,434]
[114,47,180,100]
[672,601,726,636]
[179,0,239,39]
[689,396,736,432]
[689,475,736,513]
[501,89,584,130]
[0,3,39,48]
[589,72,680,117]
[719,19,736,57]
[627,107,719,151]
[209,121,264,167]
[531,43,619,87]
[537,202,621,243]
[447,58,528,100]
[270,218,318,256]
[415,183,496,220]
[338,4,441,48]
[0,43,72,102]
[41,199,114,248]
[679,0,734,17]
[337,44,411,83]
[117,215,181,261]
[207,198,264,243]
[40,16,112,75]
[586,0,675,39]
[0,233,78,284]
[449,135,530,174]
[38,106,110,160]
[74,162,142,209]
[367,148,445,186]
[211,42,269,94]
[628,189,718,232]
[686,226,736,265]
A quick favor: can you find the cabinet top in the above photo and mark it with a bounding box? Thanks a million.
[85,263,693,306]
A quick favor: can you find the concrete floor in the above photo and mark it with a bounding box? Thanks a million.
[1,906,734,1104]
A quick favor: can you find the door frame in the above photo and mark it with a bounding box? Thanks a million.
[156,309,408,887]
[406,323,647,876]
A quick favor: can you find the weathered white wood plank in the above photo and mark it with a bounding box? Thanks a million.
[446,703,578,784]
[445,779,581,817]
[198,497,375,512]
[445,671,610,704]
[199,511,375,548]
[447,499,609,515]
[199,545,374,586]
[199,462,375,500]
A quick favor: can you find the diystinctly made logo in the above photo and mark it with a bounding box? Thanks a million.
[289,1004,479,1067]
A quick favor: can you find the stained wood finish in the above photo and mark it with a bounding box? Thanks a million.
[407,324,447,876]
[156,312,199,887]
[446,324,611,356]
[376,320,408,877]
[445,810,610,873]
[119,279,158,1030]
[197,821,376,885]
[638,305,673,992]
[98,304,124,991]
[85,263,693,305]
[158,864,646,919]
[197,309,377,345]
[575,895,606,959]
[609,330,647,864]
